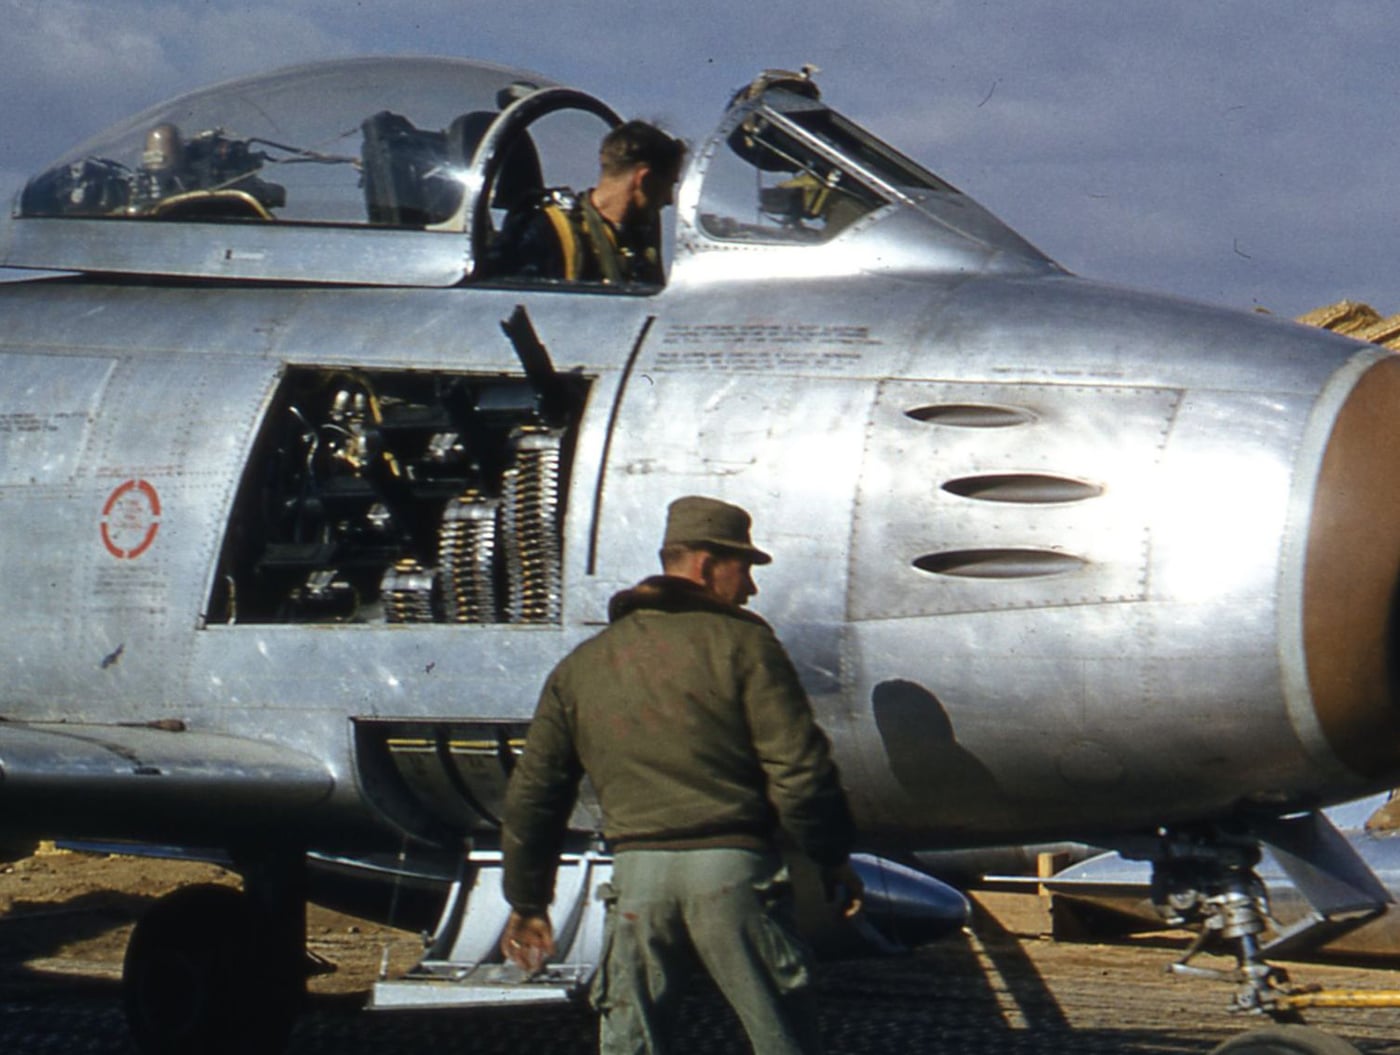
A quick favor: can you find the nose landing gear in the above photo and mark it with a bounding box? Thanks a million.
[1135,815,1394,1055]
[1150,838,1294,1016]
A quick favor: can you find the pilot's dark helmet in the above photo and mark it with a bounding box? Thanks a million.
[141,123,184,173]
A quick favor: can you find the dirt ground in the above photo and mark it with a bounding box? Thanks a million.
[5,845,1400,1054]
[0,844,425,995]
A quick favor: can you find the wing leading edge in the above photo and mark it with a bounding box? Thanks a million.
[0,721,334,844]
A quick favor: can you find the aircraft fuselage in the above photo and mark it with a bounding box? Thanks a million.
[1,267,1395,854]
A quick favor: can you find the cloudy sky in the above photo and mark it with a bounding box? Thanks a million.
[1,1,1395,318]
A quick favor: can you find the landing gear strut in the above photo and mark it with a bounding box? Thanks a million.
[123,849,306,1055]
[1144,814,1391,1022]
[1150,836,1293,1016]
[1137,817,1395,1055]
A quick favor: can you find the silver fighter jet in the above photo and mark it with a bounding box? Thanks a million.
[3,56,1399,1054]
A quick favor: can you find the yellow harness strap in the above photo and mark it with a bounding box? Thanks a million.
[542,204,582,281]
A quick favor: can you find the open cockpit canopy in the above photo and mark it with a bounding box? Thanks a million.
[6,57,620,285]
[4,58,1052,285]
[18,57,618,230]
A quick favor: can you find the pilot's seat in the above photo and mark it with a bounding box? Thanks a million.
[360,111,459,227]
[444,112,544,216]
[360,110,543,229]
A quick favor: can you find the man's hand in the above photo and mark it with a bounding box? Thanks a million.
[821,861,865,920]
[500,909,555,973]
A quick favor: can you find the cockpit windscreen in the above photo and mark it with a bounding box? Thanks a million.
[699,114,884,243]
[698,90,958,245]
[697,84,1043,263]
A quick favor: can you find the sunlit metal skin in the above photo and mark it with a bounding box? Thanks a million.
[0,255,1390,846]
[2,56,1400,1044]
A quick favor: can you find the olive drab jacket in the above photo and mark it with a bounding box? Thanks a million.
[489,188,665,286]
[501,575,856,914]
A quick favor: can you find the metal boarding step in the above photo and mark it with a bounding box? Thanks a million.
[369,848,612,1009]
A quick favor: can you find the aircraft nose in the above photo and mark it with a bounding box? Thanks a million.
[1300,352,1400,778]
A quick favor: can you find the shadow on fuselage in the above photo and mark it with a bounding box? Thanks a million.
[873,678,1002,801]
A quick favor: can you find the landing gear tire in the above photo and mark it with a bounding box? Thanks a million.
[1209,1025,1363,1055]
[122,884,299,1055]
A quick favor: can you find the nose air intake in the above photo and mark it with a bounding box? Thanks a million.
[1303,353,1400,777]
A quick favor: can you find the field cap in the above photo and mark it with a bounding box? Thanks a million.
[663,495,772,565]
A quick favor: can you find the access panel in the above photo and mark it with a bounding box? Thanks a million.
[207,365,589,626]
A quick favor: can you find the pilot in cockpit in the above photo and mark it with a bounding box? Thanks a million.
[490,121,686,286]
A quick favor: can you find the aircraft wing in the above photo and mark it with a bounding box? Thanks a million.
[0,721,334,842]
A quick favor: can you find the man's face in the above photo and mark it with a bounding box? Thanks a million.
[632,164,677,215]
[705,554,757,607]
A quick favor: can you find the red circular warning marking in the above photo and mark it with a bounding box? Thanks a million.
[101,479,162,559]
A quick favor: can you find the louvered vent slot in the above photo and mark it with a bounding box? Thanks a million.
[913,549,1086,579]
[904,404,1035,428]
[942,474,1103,504]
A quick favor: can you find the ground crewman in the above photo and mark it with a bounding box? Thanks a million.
[500,495,861,1053]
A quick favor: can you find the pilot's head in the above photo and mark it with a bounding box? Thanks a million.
[598,121,686,215]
